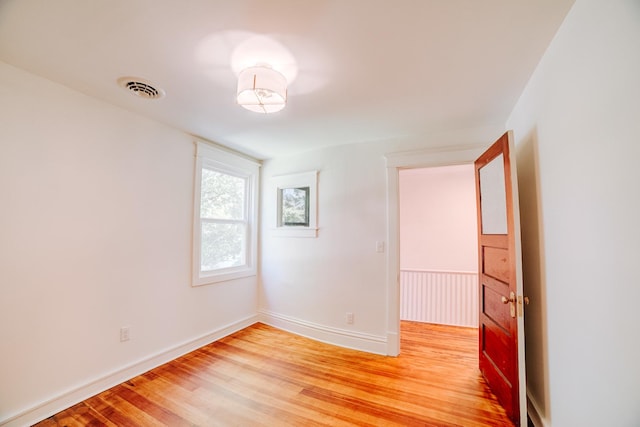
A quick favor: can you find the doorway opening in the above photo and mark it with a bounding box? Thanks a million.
[398,164,480,357]
[398,164,478,347]
[383,145,485,356]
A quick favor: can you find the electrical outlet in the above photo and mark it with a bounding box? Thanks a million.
[346,312,354,324]
[120,326,130,342]
[376,241,385,253]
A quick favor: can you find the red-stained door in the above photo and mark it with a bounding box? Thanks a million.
[475,131,527,426]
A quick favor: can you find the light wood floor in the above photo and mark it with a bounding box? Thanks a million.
[35,321,514,426]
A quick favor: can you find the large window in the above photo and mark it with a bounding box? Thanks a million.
[193,142,259,286]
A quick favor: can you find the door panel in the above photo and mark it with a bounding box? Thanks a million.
[475,131,526,426]
[480,350,515,417]
[483,247,510,283]
[483,320,511,375]
[482,286,511,330]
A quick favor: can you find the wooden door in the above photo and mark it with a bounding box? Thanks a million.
[475,131,526,426]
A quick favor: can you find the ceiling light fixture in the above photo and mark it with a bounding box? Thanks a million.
[237,65,287,114]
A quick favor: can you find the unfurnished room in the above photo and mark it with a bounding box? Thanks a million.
[1,1,639,426]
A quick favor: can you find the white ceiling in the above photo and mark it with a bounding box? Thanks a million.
[0,0,574,160]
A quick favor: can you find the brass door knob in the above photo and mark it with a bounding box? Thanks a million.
[501,294,515,304]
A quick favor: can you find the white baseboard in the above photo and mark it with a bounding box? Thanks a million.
[258,310,388,355]
[0,315,258,427]
[527,390,549,427]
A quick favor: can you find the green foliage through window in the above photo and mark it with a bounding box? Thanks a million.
[201,169,245,220]
[280,187,310,226]
[200,167,247,271]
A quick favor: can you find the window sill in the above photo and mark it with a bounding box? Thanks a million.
[272,227,318,238]
[192,268,256,287]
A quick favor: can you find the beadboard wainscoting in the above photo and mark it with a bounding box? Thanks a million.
[400,270,478,327]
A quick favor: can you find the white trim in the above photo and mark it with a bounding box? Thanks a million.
[192,141,261,286]
[384,145,486,356]
[400,268,477,275]
[270,170,318,238]
[0,315,258,427]
[270,227,318,238]
[195,140,261,168]
[258,310,388,355]
[527,391,549,427]
[507,131,529,427]
[385,144,486,169]
[386,331,399,356]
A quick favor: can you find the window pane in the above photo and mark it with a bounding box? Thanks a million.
[201,222,246,271]
[479,153,508,234]
[201,169,245,220]
[280,187,310,226]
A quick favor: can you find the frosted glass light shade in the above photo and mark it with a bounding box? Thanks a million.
[237,66,287,113]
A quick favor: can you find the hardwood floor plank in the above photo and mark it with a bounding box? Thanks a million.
[34,321,514,426]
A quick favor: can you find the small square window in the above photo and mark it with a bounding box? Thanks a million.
[279,187,310,227]
[271,171,318,237]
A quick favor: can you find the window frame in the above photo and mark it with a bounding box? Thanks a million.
[192,141,260,286]
[272,171,318,238]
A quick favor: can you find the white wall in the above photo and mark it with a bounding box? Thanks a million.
[259,143,389,352]
[0,62,258,425]
[399,165,477,272]
[507,1,640,426]
[258,124,500,354]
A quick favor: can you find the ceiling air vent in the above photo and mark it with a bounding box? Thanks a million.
[117,77,165,100]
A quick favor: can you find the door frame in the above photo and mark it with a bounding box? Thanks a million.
[384,144,486,356]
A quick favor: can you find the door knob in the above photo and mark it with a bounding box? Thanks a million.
[501,292,516,318]
[501,294,515,304]
[501,293,530,317]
